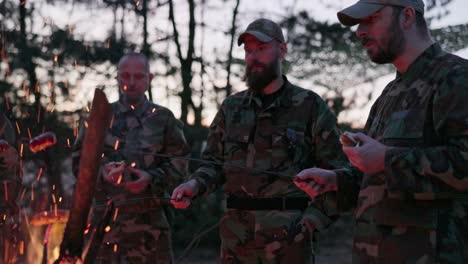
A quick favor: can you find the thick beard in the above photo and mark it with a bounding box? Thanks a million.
[245,61,279,94]
[367,19,405,64]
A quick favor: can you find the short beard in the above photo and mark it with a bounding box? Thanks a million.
[245,61,279,94]
[365,17,405,64]
[123,94,145,105]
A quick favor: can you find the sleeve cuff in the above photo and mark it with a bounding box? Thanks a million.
[384,147,414,191]
[189,172,209,196]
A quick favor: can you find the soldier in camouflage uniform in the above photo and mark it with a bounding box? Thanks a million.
[295,0,468,263]
[171,19,349,263]
[73,53,190,263]
[0,113,22,264]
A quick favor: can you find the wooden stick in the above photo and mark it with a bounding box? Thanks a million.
[55,89,111,263]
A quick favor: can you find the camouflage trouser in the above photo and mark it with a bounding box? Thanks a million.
[95,213,173,264]
[0,215,21,264]
[456,200,468,262]
[220,210,313,264]
[352,209,466,264]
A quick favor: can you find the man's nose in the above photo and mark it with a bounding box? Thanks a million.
[356,23,367,39]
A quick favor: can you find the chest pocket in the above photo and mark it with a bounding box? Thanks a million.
[139,120,166,167]
[382,109,425,146]
[224,125,250,163]
[271,127,305,168]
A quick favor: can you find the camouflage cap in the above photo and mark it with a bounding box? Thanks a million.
[337,0,425,26]
[237,18,285,46]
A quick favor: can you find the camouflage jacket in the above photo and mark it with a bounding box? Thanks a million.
[0,113,20,219]
[73,97,190,228]
[191,76,349,229]
[336,44,468,261]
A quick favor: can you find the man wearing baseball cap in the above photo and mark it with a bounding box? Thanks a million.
[172,18,349,263]
[294,0,468,263]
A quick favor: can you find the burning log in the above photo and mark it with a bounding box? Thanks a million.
[30,209,70,264]
[30,209,69,227]
[54,89,111,264]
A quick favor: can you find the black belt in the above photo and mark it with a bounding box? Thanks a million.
[226,196,310,211]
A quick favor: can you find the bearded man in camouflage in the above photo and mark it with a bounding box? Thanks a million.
[73,53,190,263]
[171,18,349,263]
[294,0,468,263]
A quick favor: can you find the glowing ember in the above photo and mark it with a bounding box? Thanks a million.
[31,182,34,201]
[116,175,123,185]
[73,120,79,136]
[20,188,27,201]
[130,162,136,167]
[114,140,120,151]
[3,181,7,201]
[19,240,24,255]
[130,105,135,110]
[20,143,24,157]
[152,107,156,113]
[67,138,71,148]
[109,115,115,128]
[84,223,91,235]
[113,243,118,252]
[123,85,128,91]
[54,55,58,62]
[113,208,119,221]
[105,226,111,232]
[15,121,21,134]
[36,167,44,181]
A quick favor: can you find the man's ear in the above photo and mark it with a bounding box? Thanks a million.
[402,7,416,29]
[279,42,287,59]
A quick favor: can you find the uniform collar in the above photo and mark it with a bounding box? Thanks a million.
[397,43,443,84]
[115,96,151,117]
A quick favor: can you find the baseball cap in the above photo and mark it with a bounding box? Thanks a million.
[337,0,425,26]
[237,18,285,46]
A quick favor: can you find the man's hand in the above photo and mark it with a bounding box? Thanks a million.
[102,161,126,186]
[171,179,199,209]
[294,168,337,198]
[342,132,387,174]
[124,167,151,194]
[0,146,19,169]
